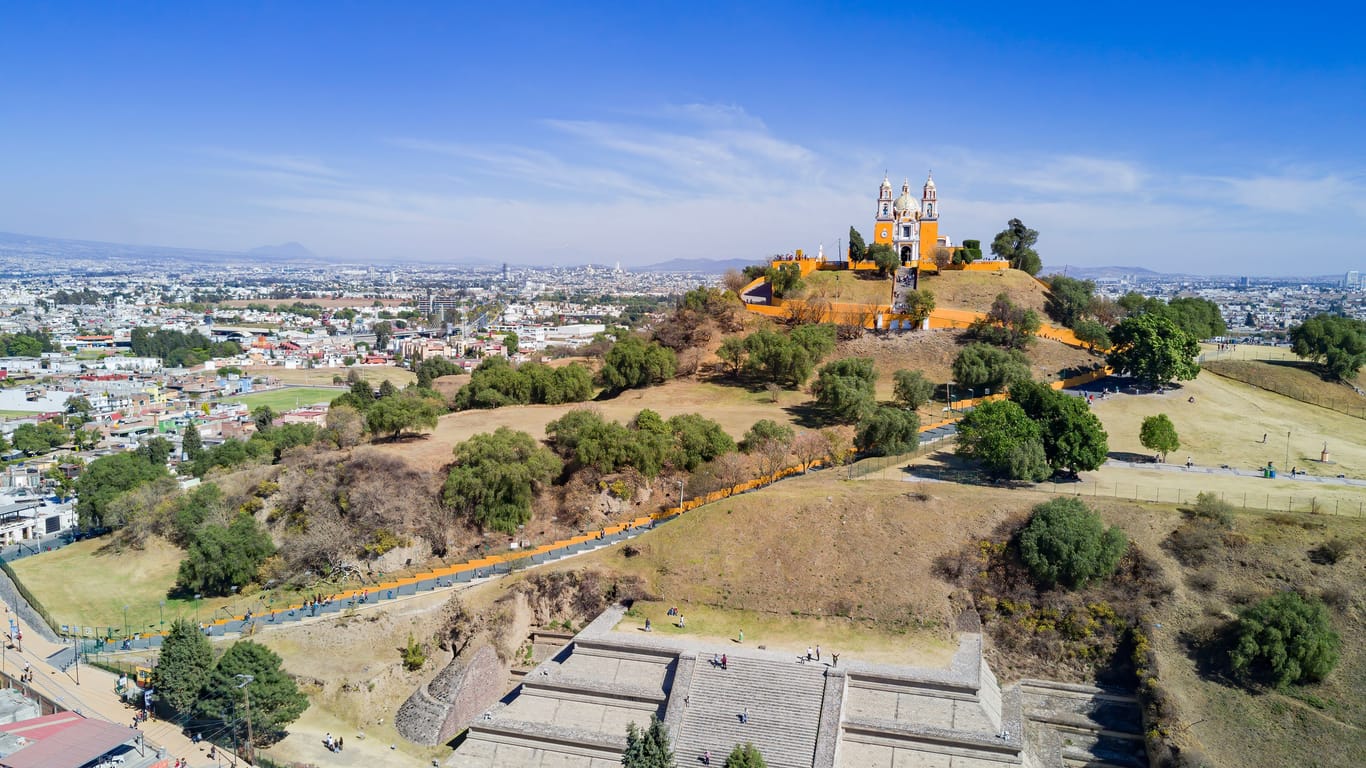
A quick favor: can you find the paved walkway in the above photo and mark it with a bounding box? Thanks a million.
[2,607,242,767]
[1103,458,1366,487]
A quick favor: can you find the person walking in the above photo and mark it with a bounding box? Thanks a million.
[741,707,749,724]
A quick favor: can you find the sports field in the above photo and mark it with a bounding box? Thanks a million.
[224,386,340,411]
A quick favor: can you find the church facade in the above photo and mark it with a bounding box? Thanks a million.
[871,173,940,266]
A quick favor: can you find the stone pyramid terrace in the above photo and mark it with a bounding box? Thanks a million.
[446,606,1144,767]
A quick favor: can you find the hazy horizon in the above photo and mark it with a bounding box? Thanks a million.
[2,3,1364,273]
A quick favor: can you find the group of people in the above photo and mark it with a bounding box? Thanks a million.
[18,662,32,683]
[710,653,729,670]
[324,732,345,752]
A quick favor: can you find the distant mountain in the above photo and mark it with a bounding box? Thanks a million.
[635,257,760,273]
[247,241,318,261]
[1041,265,1168,279]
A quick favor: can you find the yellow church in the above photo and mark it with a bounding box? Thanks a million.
[871,172,942,266]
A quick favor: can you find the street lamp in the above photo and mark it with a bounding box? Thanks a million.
[1285,430,1291,470]
[159,600,165,630]
[234,674,255,764]
[676,479,685,515]
[194,594,203,627]
[123,604,129,641]
[947,381,954,411]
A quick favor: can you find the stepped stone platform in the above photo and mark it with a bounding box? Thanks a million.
[445,606,1144,767]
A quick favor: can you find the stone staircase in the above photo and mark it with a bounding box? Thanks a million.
[1020,680,1145,768]
[672,656,830,768]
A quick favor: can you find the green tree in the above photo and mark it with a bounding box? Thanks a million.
[1017,497,1127,589]
[622,714,674,768]
[194,641,309,748]
[1289,313,1366,381]
[601,336,677,392]
[371,320,393,351]
[454,356,533,409]
[1042,275,1097,329]
[855,405,919,457]
[900,289,936,325]
[1009,381,1109,475]
[741,419,794,453]
[64,394,94,416]
[990,218,1041,275]
[182,423,204,460]
[892,369,934,410]
[152,618,214,714]
[1159,297,1227,340]
[252,405,276,433]
[377,379,399,400]
[968,293,1040,349]
[503,331,520,355]
[666,413,737,470]
[1106,313,1201,386]
[1139,413,1180,462]
[74,452,169,528]
[176,513,276,596]
[766,263,804,297]
[365,391,442,440]
[12,421,67,454]
[867,243,900,277]
[1230,591,1340,688]
[951,343,1030,392]
[847,226,866,263]
[1072,318,1111,351]
[546,409,636,474]
[812,357,878,423]
[717,336,748,378]
[955,400,1049,482]
[724,742,768,768]
[443,428,561,533]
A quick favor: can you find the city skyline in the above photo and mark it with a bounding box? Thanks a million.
[2,2,1364,274]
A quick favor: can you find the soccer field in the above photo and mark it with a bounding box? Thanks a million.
[224,386,341,411]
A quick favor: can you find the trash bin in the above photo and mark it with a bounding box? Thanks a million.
[1269,469,1277,479]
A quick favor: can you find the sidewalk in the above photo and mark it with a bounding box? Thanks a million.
[1104,458,1366,487]
[3,607,235,768]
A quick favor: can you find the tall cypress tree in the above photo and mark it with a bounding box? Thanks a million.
[152,618,214,714]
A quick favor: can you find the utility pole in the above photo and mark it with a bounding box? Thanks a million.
[235,674,254,765]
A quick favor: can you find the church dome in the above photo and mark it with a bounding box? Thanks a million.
[893,192,916,215]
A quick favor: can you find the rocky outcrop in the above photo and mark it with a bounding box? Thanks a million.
[396,643,506,745]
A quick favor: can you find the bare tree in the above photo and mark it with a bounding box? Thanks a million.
[722,268,749,295]
[792,430,830,473]
[754,437,793,484]
[820,426,855,466]
[713,452,752,495]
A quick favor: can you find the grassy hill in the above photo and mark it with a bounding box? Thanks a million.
[1203,359,1364,417]
[920,268,1048,313]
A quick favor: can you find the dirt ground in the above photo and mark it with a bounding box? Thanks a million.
[255,589,457,767]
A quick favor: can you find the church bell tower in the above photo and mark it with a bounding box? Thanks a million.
[874,175,894,246]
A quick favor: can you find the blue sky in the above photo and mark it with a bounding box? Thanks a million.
[2,2,1363,273]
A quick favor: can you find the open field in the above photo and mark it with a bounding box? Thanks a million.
[371,378,812,472]
[1090,371,1366,480]
[920,268,1047,313]
[1204,359,1365,418]
[245,365,415,388]
[225,386,342,411]
[10,537,230,633]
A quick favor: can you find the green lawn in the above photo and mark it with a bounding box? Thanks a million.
[10,537,315,637]
[224,386,341,411]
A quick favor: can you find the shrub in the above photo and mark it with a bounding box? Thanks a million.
[855,406,919,457]
[1190,491,1233,527]
[1230,591,1340,688]
[1312,537,1352,565]
[1017,497,1127,589]
[402,633,427,671]
[892,369,934,410]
